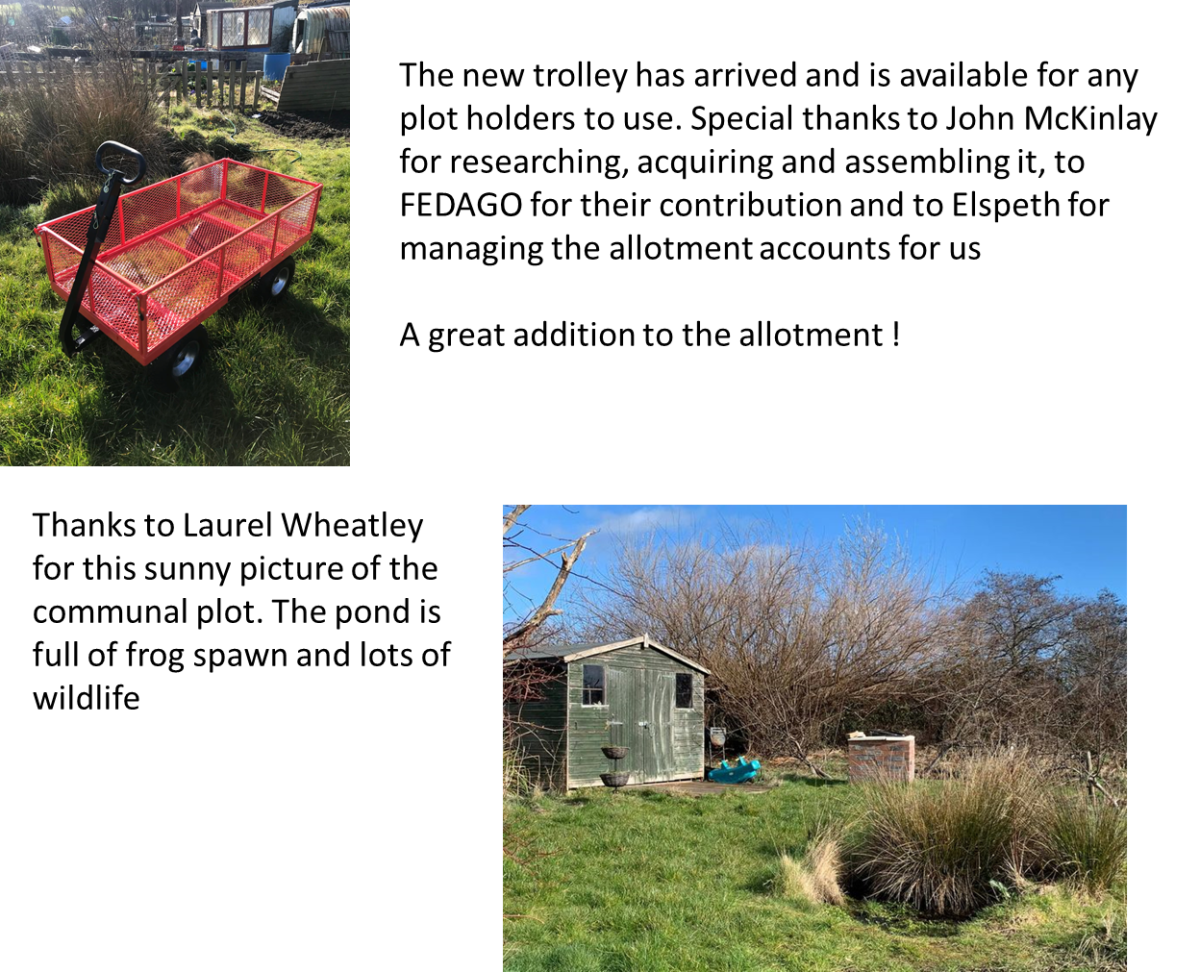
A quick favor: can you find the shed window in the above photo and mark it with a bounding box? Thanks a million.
[675,673,694,708]
[247,10,271,46]
[221,11,246,47]
[581,664,605,706]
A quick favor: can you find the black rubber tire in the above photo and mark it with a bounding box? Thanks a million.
[151,325,208,391]
[257,256,295,301]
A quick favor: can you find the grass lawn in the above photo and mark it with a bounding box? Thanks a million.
[504,778,1126,972]
[0,107,349,465]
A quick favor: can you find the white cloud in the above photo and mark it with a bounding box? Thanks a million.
[593,506,697,537]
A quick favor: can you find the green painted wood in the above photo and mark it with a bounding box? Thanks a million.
[643,670,674,782]
[563,643,705,788]
[506,667,568,790]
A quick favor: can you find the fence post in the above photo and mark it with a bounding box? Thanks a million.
[239,59,248,109]
[206,58,213,108]
[253,71,261,111]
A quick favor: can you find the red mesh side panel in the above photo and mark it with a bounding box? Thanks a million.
[180,165,222,215]
[87,264,142,353]
[46,235,83,290]
[145,255,222,350]
[220,216,276,292]
[264,172,309,214]
[224,163,268,212]
[275,193,317,252]
[42,207,120,253]
[121,178,181,241]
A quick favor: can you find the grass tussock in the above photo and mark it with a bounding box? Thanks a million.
[777,828,845,907]
[1043,795,1127,895]
[852,756,1050,917]
[0,59,170,205]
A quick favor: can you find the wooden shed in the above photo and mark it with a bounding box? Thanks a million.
[506,634,709,790]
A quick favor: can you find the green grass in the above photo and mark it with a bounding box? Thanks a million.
[504,779,1126,972]
[0,108,349,465]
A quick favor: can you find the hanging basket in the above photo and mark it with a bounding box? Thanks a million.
[600,772,630,788]
[601,746,630,760]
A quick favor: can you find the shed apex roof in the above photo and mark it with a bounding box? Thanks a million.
[507,634,711,674]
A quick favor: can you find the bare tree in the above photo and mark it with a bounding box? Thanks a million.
[584,520,946,773]
[503,505,600,797]
[927,572,1083,753]
[1059,589,1127,756]
[503,505,595,652]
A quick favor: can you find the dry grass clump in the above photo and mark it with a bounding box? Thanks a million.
[849,754,1127,917]
[184,151,217,171]
[776,828,845,907]
[852,755,1049,917]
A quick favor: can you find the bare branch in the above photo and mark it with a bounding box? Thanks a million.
[503,505,532,536]
[504,530,596,647]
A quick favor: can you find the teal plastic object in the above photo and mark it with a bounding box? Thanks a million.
[706,756,761,784]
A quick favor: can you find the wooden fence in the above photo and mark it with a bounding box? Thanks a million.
[0,57,263,111]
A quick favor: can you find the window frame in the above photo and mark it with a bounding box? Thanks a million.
[581,664,606,707]
[675,672,694,709]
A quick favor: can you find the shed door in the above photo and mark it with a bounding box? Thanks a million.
[607,666,640,779]
[639,670,675,783]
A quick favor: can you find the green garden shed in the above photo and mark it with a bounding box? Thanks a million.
[506,634,709,790]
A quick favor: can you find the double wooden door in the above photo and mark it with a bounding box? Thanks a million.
[610,666,675,783]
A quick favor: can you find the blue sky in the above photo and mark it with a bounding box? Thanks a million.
[503,505,1127,624]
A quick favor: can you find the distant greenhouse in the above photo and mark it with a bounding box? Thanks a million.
[195,1,297,53]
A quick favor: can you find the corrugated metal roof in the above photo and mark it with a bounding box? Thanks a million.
[294,4,348,55]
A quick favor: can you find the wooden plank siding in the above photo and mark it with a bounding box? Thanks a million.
[565,643,705,788]
[506,664,568,791]
[276,59,350,112]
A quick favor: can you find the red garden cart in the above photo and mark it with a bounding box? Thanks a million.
[35,141,323,384]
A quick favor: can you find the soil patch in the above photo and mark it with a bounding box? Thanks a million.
[256,110,350,142]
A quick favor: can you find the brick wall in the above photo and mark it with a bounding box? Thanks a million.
[847,735,915,782]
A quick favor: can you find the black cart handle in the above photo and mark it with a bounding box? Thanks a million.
[95,141,147,186]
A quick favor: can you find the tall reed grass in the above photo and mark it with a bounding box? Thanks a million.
[0,58,170,205]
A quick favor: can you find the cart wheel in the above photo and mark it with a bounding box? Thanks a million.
[258,256,295,301]
[152,326,208,390]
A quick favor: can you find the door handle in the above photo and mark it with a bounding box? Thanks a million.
[638,721,650,727]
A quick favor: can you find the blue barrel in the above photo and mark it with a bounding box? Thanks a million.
[263,53,290,81]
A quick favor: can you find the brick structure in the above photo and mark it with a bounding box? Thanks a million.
[847,735,915,782]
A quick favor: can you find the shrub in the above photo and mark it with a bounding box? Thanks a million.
[776,829,845,907]
[852,756,1048,917]
[1043,796,1127,894]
